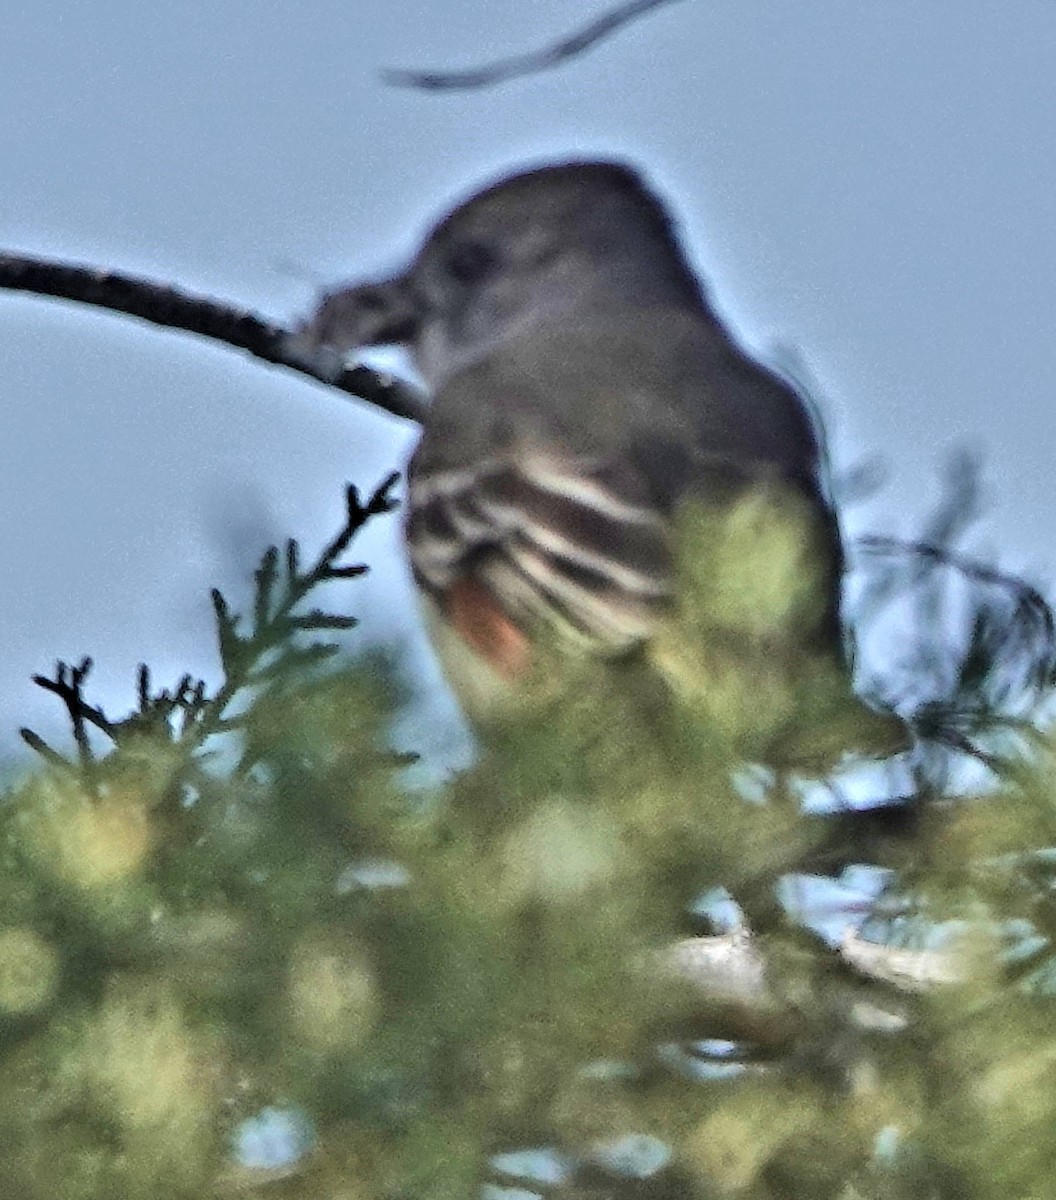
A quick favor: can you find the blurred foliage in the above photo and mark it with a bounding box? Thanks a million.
[3,467,1056,1200]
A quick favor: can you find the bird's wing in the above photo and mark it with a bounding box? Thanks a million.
[406,442,677,659]
[404,316,838,674]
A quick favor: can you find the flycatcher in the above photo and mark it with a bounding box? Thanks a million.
[296,160,896,762]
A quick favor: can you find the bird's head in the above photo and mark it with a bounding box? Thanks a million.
[296,160,707,388]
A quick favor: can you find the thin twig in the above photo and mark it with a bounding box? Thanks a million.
[0,252,426,424]
[28,658,111,795]
[382,0,688,91]
[857,535,1056,688]
[193,473,401,757]
[856,536,1053,629]
[20,476,400,787]
[18,728,79,776]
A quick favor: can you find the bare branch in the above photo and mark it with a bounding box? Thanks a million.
[0,251,426,424]
[29,658,111,796]
[856,535,1054,631]
[382,0,688,91]
[18,728,78,775]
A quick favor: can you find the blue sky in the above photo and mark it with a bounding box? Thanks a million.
[2,1,1055,765]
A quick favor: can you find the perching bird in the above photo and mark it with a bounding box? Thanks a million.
[296,160,898,765]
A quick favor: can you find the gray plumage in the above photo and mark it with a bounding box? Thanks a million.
[300,161,842,671]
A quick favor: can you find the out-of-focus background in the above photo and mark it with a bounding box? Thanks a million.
[2,1,1053,768]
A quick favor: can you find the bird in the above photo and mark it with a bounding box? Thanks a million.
[295,160,900,767]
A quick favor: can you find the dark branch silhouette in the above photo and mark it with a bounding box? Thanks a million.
[382,0,688,91]
[20,475,402,788]
[0,251,426,424]
[858,536,1054,646]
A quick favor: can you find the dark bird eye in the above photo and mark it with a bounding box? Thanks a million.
[446,240,498,284]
